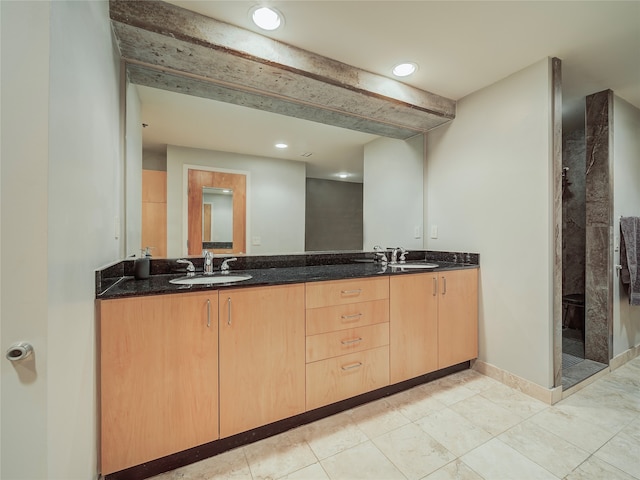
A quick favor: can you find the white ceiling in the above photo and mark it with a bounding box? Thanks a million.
[139,85,379,183]
[141,1,640,181]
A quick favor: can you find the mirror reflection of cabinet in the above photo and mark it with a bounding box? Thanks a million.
[188,169,246,255]
[141,169,167,257]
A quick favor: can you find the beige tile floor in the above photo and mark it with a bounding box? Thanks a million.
[152,356,640,480]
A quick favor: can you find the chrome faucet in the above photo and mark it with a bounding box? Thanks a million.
[389,246,408,264]
[176,258,195,276]
[220,257,237,274]
[203,250,214,274]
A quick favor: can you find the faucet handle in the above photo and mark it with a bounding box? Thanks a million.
[176,258,195,274]
[221,257,238,273]
[398,247,408,263]
[373,246,388,264]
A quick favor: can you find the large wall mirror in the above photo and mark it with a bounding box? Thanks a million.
[127,72,426,258]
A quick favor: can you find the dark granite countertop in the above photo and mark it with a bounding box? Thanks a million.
[96,260,479,300]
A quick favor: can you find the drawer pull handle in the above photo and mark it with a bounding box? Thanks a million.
[206,299,211,328]
[341,337,363,345]
[340,289,362,295]
[341,313,363,321]
[227,297,232,326]
[341,362,363,371]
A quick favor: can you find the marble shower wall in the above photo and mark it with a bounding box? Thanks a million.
[563,128,586,298]
[584,90,614,364]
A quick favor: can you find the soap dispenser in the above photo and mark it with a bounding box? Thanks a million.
[134,247,152,280]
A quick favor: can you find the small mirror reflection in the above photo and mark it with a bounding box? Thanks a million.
[202,187,233,250]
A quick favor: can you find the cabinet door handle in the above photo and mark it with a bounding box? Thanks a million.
[206,299,211,328]
[442,276,447,295]
[341,337,363,345]
[227,297,232,326]
[340,289,362,296]
[432,277,437,296]
[341,362,362,371]
[341,313,363,322]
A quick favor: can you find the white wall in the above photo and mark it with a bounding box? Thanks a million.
[363,135,424,250]
[613,96,640,356]
[1,3,51,477]
[426,58,554,388]
[143,148,168,171]
[167,145,306,256]
[48,2,122,476]
[1,1,122,478]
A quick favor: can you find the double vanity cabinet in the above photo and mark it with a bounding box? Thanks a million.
[97,265,478,476]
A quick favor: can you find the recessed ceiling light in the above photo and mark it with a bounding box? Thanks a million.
[250,6,284,31]
[337,173,349,179]
[275,143,288,149]
[392,62,418,77]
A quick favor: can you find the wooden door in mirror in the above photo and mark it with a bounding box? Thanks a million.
[188,169,246,255]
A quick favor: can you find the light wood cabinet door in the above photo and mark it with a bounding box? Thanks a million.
[142,169,167,203]
[99,292,218,475]
[141,201,167,257]
[438,269,479,369]
[141,170,167,257]
[389,273,439,384]
[219,284,305,438]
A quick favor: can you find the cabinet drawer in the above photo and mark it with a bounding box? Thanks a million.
[306,346,390,410]
[306,299,389,335]
[305,277,389,309]
[306,322,389,363]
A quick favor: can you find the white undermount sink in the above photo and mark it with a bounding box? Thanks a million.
[389,263,439,269]
[170,274,252,285]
